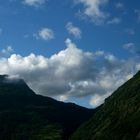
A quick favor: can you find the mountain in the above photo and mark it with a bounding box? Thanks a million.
[0,75,35,96]
[71,71,140,140]
[0,75,95,140]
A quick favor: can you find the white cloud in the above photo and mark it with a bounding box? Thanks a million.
[74,0,109,25]
[66,22,82,39]
[57,95,69,102]
[123,43,135,49]
[23,0,47,7]
[0,39,139,107]
[123,43,136,54]
[123,43,140,56]
[89,93,110,107]
[115,2,124,9]
[1,46,14,57]
[34,27,54,41]
[136,64,140,71]
[107,17,121,25]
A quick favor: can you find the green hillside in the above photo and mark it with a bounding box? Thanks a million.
[71,71,140,140]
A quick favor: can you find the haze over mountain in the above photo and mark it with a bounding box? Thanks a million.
[0,75,95,140]
[71,71,140,140]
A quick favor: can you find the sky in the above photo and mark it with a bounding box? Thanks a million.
[0,0,140,108]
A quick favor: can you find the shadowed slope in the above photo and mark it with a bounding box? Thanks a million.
[71,71,140,140]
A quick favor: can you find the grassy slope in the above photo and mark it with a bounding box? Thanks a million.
[71,71,140,140]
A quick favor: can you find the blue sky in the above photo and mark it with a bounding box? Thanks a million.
[0,0,140,108]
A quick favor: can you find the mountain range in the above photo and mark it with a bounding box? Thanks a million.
[0,71,140,140]
[0,75,95,140]
[71,71,140,140]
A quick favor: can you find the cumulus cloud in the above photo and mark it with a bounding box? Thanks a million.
[74,0,109,25]
[115,2,124,10]
[57,95,69,102]
[34,27,54,41]
[90,93,110,107]
[107,17,121,25]
[0,39,139,107]
[123,43,135,50]
[1,46,14,57]
[23,0,47,7]
[66,22,82,39]
[123,43,140,55]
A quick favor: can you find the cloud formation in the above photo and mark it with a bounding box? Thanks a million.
[90,93,109,107]
[23,0,47,7]
[66,22,82,39]
[34,27,54,41]
[115,2,124,10]
[123,43,140,55]
[0,39,139,107]
[74,0,109,25]
[107,17,121,25]
[1,46,14,57]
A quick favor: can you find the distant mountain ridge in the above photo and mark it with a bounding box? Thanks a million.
[71,71,140,140]
[0,75,95,140]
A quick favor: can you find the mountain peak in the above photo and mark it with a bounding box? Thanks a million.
[0,75,35,96]
[0,75,94,140]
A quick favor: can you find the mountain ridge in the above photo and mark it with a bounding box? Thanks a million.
[71,71,140,140]
[0,74,95,140]
[1,71,140,140]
